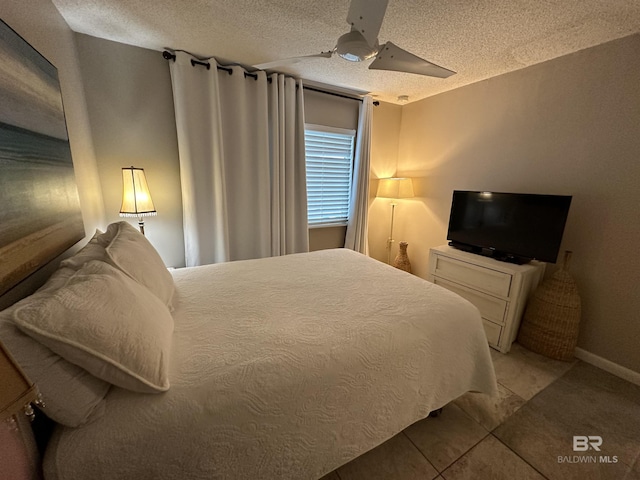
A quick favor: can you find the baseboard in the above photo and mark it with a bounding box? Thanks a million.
[574,347,640,386]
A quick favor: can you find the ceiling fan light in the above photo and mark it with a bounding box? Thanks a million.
[336,30,378,62]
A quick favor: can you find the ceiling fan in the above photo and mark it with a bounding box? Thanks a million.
[253,0,455,78]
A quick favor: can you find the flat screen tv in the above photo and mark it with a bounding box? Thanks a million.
[447,191,572,264]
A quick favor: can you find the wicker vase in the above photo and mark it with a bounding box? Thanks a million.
[393,242,412,273]
[517,251,581,361]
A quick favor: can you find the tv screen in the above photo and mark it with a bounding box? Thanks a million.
[447,191,572,264]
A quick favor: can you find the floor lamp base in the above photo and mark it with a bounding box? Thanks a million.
[386,202,397,264]
[386,238,395,264]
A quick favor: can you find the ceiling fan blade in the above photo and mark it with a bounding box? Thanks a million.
[254,51,333,70]
[346,0,389,49]
[369,42,456,78]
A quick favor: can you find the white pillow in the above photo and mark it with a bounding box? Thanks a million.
[103,221,175,309]
[0,264,110,427]
[14,261,174,394]
[59,229,107,271]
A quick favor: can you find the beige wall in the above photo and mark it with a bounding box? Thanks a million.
[304,89,360,130]
[1,0,105,308]
[308,226,347,251]
[74,34,185,268]
[369,35,640,373]
[369,101,403,263]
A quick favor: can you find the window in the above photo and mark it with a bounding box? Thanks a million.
[304,124,356,227]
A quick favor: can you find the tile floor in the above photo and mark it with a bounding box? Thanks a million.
[320,343,640,480]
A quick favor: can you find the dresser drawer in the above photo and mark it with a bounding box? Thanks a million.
[482,318,502,346]
[431,255,512,297]
[433,277,508,325]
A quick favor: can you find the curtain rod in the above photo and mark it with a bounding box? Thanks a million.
[163,51,233,75]
[162,50,378,105]
[301,86,379,106]
[163,51,261,80]
[304,85,359,103]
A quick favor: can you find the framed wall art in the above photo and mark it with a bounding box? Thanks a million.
[0,19,84,296]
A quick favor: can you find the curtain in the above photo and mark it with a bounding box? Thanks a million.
[169,52,308,266]
[268,74,309,256]
[169,52,229,266]
[344,96,373,254]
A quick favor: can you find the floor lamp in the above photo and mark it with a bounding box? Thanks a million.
[119,166,157,235]
[376,177,414,264]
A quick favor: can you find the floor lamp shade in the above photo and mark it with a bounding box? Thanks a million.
[376,177,414,199]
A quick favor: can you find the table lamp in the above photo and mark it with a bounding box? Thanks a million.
[119,166,157,235]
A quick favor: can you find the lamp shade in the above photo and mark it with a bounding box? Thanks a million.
[119,167,157,217]
[376,177,414,199]
[0,341,37,423]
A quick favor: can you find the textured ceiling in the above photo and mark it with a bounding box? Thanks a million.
[52,0,640,104]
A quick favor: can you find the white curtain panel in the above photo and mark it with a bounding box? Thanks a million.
[217,64,272,262]
[169,52,229,266]
[344,96,373,254]
[268,74,309,256]
[169,52,308,266]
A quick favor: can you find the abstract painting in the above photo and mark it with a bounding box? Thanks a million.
[0,19,84,296]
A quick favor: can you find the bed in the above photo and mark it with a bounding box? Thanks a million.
[1,222,497,480]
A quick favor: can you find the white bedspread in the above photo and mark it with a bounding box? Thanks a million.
[44,249,496,480]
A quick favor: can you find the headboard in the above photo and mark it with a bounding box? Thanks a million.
[0,19,85,298]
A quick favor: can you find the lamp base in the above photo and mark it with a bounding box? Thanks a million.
[138,219,145,236]
[386,202,397,264]
[386,238,395,264]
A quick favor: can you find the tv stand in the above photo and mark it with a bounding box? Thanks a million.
[448,241,530,265]
[429,245,545,353]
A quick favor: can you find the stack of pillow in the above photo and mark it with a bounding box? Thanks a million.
[0,221,176,427]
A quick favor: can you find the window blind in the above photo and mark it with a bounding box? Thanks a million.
[304,125,355,226]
